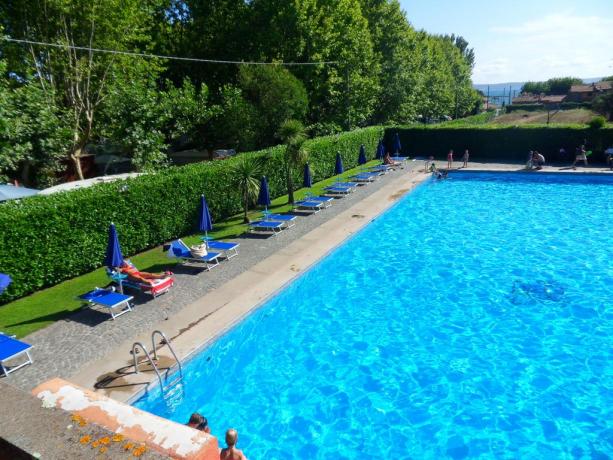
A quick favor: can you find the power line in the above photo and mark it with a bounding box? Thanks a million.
[1,37,340,66]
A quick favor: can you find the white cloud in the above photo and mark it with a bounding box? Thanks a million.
[473,12,613,83]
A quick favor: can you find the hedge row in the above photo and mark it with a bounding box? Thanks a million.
[384,125,613,163]
[0,126,384,301]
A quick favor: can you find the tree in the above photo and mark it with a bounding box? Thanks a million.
[277,119,307,204]
[230,154,265,223]
[0,61,72,187]
[0,0,169,179]
[522,77,582,95]
[593,92,613,121]
[238,65,308,148]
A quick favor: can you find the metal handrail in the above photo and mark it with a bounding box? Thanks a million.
[151,330,183,379]
[132,342,164,390]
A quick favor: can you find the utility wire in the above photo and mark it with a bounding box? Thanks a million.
[1,37,339,66]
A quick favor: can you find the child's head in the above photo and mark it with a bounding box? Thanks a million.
[225,429,238,447]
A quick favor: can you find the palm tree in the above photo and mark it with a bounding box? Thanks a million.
[231,154,265,223]
[277,119,307,204]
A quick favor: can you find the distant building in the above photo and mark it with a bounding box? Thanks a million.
[567,81,613,102]
[511,93,567,106]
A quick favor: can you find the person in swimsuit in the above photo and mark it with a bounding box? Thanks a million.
[461,149,469,168]
[220,429,247,460]
[424,155,434,173]
[572,145,588,169]
[447,149,454,169]
[186,413,205,429]
[383,152,400,167]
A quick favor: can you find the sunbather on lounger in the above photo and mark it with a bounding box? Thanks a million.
[119,262,172,285]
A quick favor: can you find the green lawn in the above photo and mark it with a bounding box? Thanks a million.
[0,161,381,338]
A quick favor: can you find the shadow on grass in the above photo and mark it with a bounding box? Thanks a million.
[5,303,112,329]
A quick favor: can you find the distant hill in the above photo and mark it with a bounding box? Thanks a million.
[474,77,604,99]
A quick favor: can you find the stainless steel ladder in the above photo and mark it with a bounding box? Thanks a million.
[132,330,183,400]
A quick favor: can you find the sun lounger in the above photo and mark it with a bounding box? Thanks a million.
[295,200,323,213]
[79,288,134,320]
[168,239,222,270]
[369,165,391,174]
[264,213,297,228]
[306,196,334,207]
[350,172,379,182]
[0,333,33,376]
[113,261,175,296]
[248,220,285,236]
[325,185,354,195]
[201,240,240,260]
[336,182,358,188]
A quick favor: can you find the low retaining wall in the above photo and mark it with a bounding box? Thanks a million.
[32,378,219,460]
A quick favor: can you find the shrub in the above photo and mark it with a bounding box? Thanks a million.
[0,126,383,302]
[385,125,613,163]
[588,116,606,129]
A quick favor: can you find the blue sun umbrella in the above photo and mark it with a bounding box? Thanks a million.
[0,274,11,295]
[335,152,344,182]
[376,140,385,160]
[0,184,39,202]
[199,195,213,241]
[258,176,271,213]
[393,132,402,155]
[358,144,367,165]
[104,223,124,269]
[303,163,312,188]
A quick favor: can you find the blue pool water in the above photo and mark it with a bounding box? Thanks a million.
[134,172,613,459]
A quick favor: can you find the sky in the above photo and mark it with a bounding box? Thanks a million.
[399,0,613,84]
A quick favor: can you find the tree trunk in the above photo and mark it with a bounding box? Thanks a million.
[70,151,85,181]
[286,165,295,204]
[20,161,32,187]
[243,188,250,223]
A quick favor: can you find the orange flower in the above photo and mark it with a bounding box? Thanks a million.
[79,435,91,444]
[132,445,147,457]
[91,440,100,448]
[99,436,111,445]
[112,434,124,443]
[71,414,83,422]
[78,421,87,427]
[123,442,135,451]
[99,446,108,453]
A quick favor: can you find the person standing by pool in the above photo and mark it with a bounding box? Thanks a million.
[461,149,469,168]
[447,149,454,169]
[532,151,545,170]
[424,155,434,173]
[572,145,588,169]
[220,429,247,460]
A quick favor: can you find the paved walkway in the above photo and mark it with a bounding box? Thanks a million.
[5,161,425,391]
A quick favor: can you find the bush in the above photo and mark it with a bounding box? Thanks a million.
[385,125,613,163]
[588,116,606,129]
[0,126,383,302]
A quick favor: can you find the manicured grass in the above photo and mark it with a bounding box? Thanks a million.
[0,161,382,338]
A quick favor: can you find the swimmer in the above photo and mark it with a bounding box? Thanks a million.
[220,429,247,460]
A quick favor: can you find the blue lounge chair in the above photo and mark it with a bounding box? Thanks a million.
[167,239,222,270]
[369,165,391,174]
[0,333,33,376]
[294,200,323,213]
[79,288,134,320]
[263,213,297,228]
[248,220,285,236]
[350,172,379,183]
[336,181,358,188]
[201,239,240,260]
[325,185,354,195]
[306,195,334,208]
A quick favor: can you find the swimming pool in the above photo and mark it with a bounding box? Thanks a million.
[134,172,613,459]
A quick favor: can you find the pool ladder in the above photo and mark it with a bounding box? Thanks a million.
[132,330,184,400]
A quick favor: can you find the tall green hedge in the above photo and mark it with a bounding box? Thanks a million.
[0,126,383,301]
[384,125,613,162]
